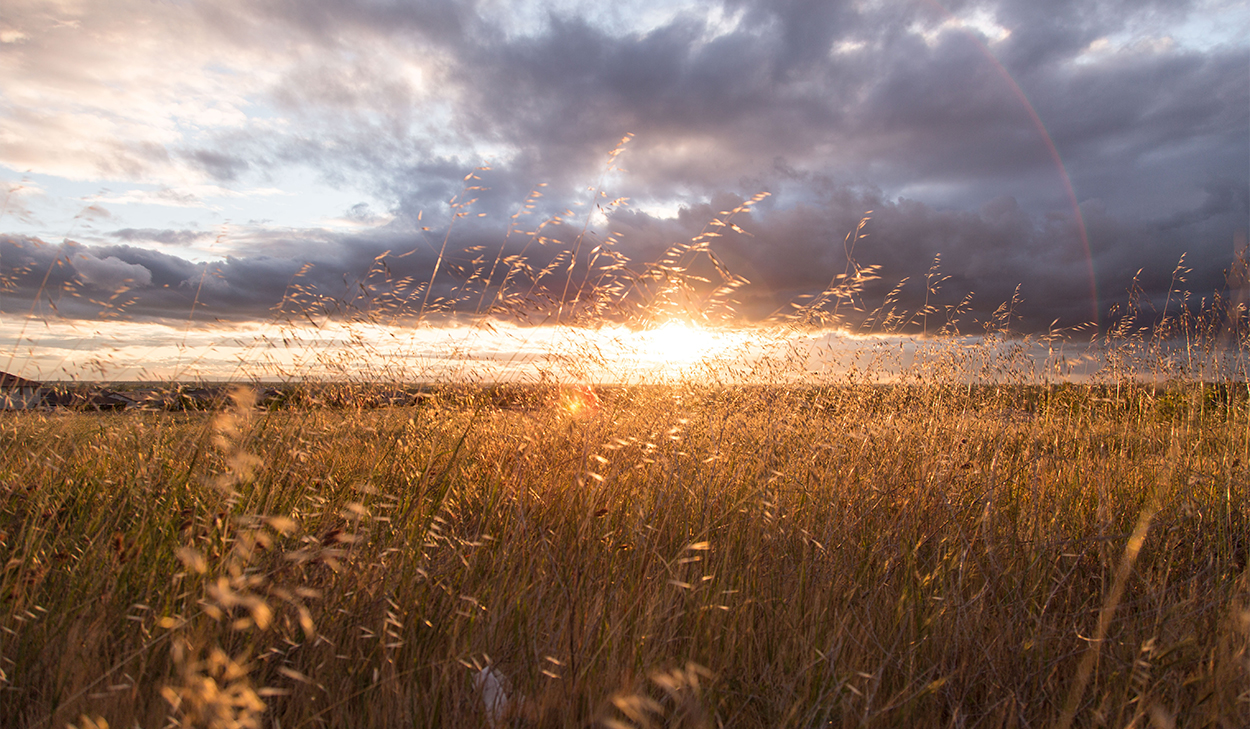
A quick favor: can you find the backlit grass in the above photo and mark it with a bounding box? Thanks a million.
[1,382,1246,727]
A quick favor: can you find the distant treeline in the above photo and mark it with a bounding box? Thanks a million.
[27,381,1247,423]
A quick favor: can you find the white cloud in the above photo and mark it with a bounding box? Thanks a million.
[0,0,270,184]
[633,201,685,220]
[832,39,868,55]
[912,7,1012,48]
[92,184,285,209]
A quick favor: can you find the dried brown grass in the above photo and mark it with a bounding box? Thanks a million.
[0,379,1247,727]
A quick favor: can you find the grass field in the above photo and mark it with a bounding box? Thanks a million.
[1,378,1247,728]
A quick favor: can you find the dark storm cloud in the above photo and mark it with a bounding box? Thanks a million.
[1,166,1241,333]
[1,222,591,323]
[333,0,1243,225]
[1030,48,1247,216]
[1159,177,1250,232]
[3,0,1246,332]
[993,0,1195,69]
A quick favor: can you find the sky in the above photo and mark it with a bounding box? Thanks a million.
[1,0,1248,370]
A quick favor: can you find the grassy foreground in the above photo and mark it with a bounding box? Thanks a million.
[1,383,1247,728]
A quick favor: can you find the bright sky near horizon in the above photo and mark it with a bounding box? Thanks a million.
[3,315,1130,384]
[1,0,1247,381]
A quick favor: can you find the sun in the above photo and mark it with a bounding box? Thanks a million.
[638,321,720,364]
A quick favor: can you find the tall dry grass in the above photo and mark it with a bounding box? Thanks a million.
[0,378,1247,727]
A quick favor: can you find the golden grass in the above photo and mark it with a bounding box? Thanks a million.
[0,381,1247,727]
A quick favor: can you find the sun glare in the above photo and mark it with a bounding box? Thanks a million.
[638,321,720,365]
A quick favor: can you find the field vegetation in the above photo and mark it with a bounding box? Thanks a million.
[1,373,1247,728]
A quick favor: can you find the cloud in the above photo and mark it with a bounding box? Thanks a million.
[2,173,1242,334]
[71,251,152,290]
[109,228,215,246]
[93,188,207,208]
[0,0,265,183]
[186,149,251,182]
[91,184,284,209]
[0,0,1245,333]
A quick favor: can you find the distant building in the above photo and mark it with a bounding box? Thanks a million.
[0,371,44,410]
[38,383,137,411]
[82,390,137,411]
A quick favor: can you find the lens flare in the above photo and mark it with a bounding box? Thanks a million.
[558,383,601,418]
